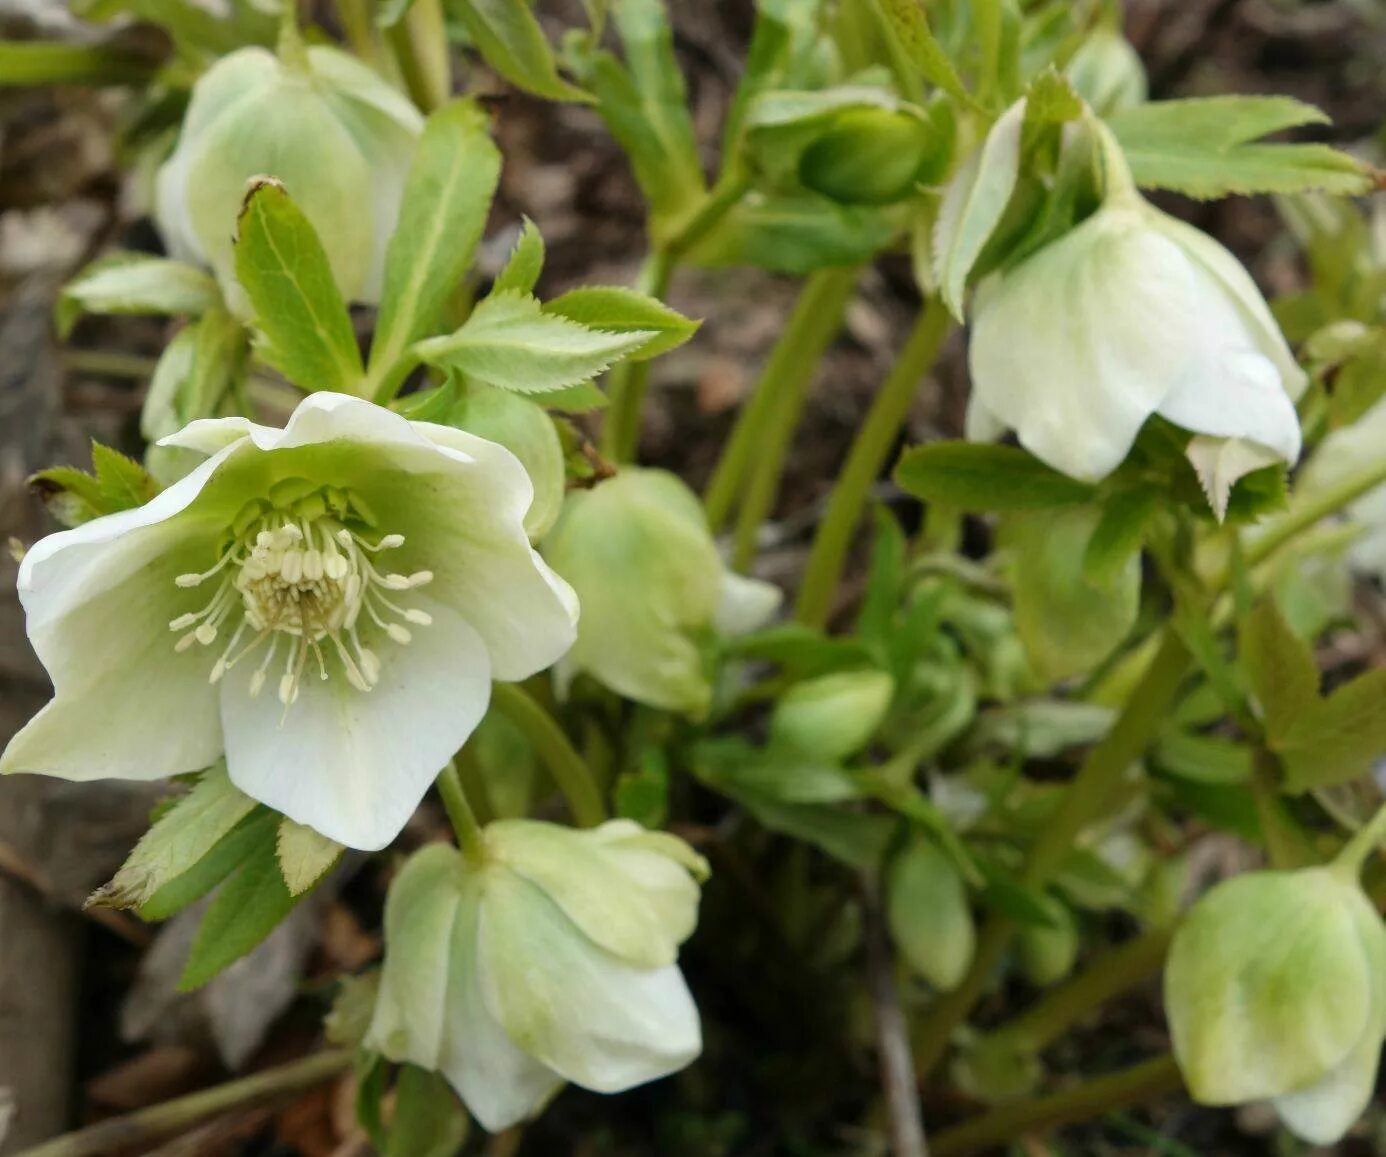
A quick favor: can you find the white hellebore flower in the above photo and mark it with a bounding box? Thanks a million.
[368,819,709,1131]
[967,128,1306,509]
[0,394,578,851]
[156,44,422,304]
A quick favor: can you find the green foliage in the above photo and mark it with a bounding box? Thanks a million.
[31,441,161,527]
[383,1066,470,1157]
[873,0,971,105]
[56,254,219,336]
[369,99,502,395]
[1106,96,1372,199]
[887,834,975,990]
[894,441,1094,511]
[233,179,363,394]
[446,0,591,102]
[544,286,700,359]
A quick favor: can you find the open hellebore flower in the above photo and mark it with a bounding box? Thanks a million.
[542,469,781,715]
[367,819,709,1131]
[156,44,422,304]
[1,394,577,851]
[1165,866,1386,1145]
[967,150,1306,501]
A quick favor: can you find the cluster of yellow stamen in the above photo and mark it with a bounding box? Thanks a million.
[169,493,433,709]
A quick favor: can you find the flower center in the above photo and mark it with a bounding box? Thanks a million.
[168,495,433,708]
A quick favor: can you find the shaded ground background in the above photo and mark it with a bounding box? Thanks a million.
[0,0,1384,1153]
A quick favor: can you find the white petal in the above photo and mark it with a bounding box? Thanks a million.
[367,847,563,1133]
[477,870,702,1094]
[969,206,1202,481]
[1273,1027,1383,1146]
[1,443,247,780]
[219,600,491,850]
[487,820,692,968]
[1147,209,1308,400]
[159,416,269,457]
[964,393,1009,443]
[713,571,781,637]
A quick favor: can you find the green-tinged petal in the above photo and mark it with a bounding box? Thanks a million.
[477,869,702,1093]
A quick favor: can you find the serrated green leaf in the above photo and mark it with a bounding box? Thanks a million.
[369,100,502,398]
[88,765,258,911]
[56,254,219,336]
[492,217,546,297]
[935,99,1025,317]
[449,0,592,102]
[140,808,277,922]
[1106,96,1371,199]
[1082,485,1157,585]
[1023,67,1083,132]
[543,286,699,360]
[414,290,656,394]
[276,819,344,898]
[91,443,159,511]
[1239,597,1320,745]
[1277,668,1386,792]
[874,0,970,104]
[894,441,1094,511]
[29,465,106,527]
[687,191,895,274]
[234,179,363,394]
[179,818,307,990]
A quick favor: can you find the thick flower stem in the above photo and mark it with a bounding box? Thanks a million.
[437,761,487,866]
[929,1054,1184,1156]
[602,174,753,463]
[490,682,607,828]
[1334,800,1386,878]
[11,1050,353,1157]
[277,0,308,71]
[706,267,860,534]
[729,269,862,569]
[386,0,451,113]
[985,927,1173,1055]
[912,629,1192,1078]
[796,296,952,628]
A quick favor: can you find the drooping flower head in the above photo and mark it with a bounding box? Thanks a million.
[542,468,781,716]
[368,819,708,1131]
[1,394,578,850]
[156,44,422,304]
[967,122,1306,506]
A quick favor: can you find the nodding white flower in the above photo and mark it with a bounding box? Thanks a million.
[368,819,708,1132]
[1,394,578,851]
[967,156,1306,492]
[156,45,422,304]
[542,469,781,716]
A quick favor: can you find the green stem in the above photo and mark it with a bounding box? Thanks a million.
[1334,800,1386,878]
[278,0,309,71]
[913,629,1191,1077]
[725,268,860,567]
[1239,454,1386,574]
[437,761,486,866]
[602,174,752,463]
[796,296,951,628]
[930,1054,1184,1157]
[490,683,607,828]
[988,927,1173,1054]
[331,0,380,65]
[600,253,673,462]
[706,268,859,533]
[0,41,153,87]
[386,0,451,112]
[13,1050,353,1157]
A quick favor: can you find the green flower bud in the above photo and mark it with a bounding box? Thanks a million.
[542,469,780,715]
[1165,867,1386,1145]
[770,669,894,759]
[156,46,422,304]
[1016,896,1079,988]
[368,819,710,1132]
[1065,28,1148,116]
[448,386,565,541]
[798,104,951,206]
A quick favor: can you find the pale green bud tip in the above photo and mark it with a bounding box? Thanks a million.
[769,669,894,759]
[1165,867,1386,1144]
